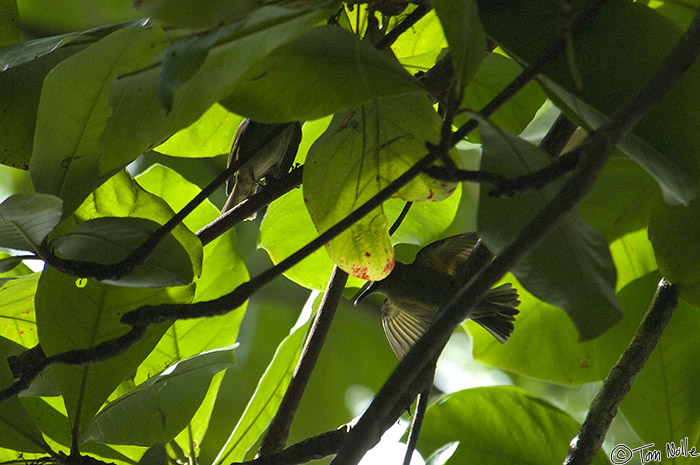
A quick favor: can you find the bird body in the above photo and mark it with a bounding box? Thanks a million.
[222,119,302,217]
[354,233,519,359]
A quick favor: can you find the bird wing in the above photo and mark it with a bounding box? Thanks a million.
[413,233,478,277]
[381,300,434,360]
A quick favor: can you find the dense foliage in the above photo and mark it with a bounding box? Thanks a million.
[1,1,700,464]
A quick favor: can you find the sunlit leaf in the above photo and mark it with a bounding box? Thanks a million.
[154,104,243,158]
[303,94,458,280]
[35,267,194,432]
[0,273,40,348]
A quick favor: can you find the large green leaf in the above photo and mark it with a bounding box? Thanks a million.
[51,217,194,288]
[101,5,332,173]
[477,0,700,205]
[477,119,621,340]
[213,295,315,465]
[648,195,700,306]
[82,346,235,446]
[222,26,423,122]
[0,46,83,168]
[53,169,203,281]
[417,386,609,465]
[303,94,458,280]
[34,267,194,432]
[30,25,169,215]
[0,193,62,252]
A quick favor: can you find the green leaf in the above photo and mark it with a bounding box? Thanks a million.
[0,43,85,168]
[648,195,700,305]
[213,296,315,464]
[134,164,247,380]
[82,346,235,446]
[136,0,258,29]
[303,94,458,280]
[0,360,48,453]
[477,0,700,205]
[458,53,546,142]
[223,26,424,122]
[0,272,40,348]
[30,25,169,214]
[154,104,243,158]
[260,184,461,290]
[34,267,194,432]
[390,9,447,76]
[51,217,194,288]
[0,19,148,70]
[432,0,484,90]
[101,6,332,173]
[0,193,62,252]
[477,119,621,340]
[55,169,203,281]
[0,0,19,47]
[418,386,609,465]
[472,229,657,385]
[578,155,657,242]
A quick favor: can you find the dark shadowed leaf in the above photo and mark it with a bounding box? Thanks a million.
[477,118,621,340]
[0,193,62,252]
[82,346,235,446]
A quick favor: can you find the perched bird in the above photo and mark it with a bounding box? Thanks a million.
[221,119,302,218]
[354,233,520,359]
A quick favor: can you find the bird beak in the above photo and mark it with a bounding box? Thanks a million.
[352,281,377,305]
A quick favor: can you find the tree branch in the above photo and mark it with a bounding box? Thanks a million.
[0,327,146,401]
[374,4,431,50]
[330,3,700,463]
[197,166,303,246]
[257,267,349,456]
[563,278,678,465]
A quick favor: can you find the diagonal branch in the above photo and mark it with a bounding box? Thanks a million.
[330,5,700,463]
[563,278,678,465]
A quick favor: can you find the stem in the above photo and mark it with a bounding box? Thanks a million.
[257,267,348,456]
[563,279,678,465]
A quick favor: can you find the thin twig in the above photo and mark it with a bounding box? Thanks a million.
[330,4,700,462]
[257,267,349,456]
[563,278,678,465]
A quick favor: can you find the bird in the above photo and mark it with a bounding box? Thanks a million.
[353,233,520,359]
[221,119,302,218]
